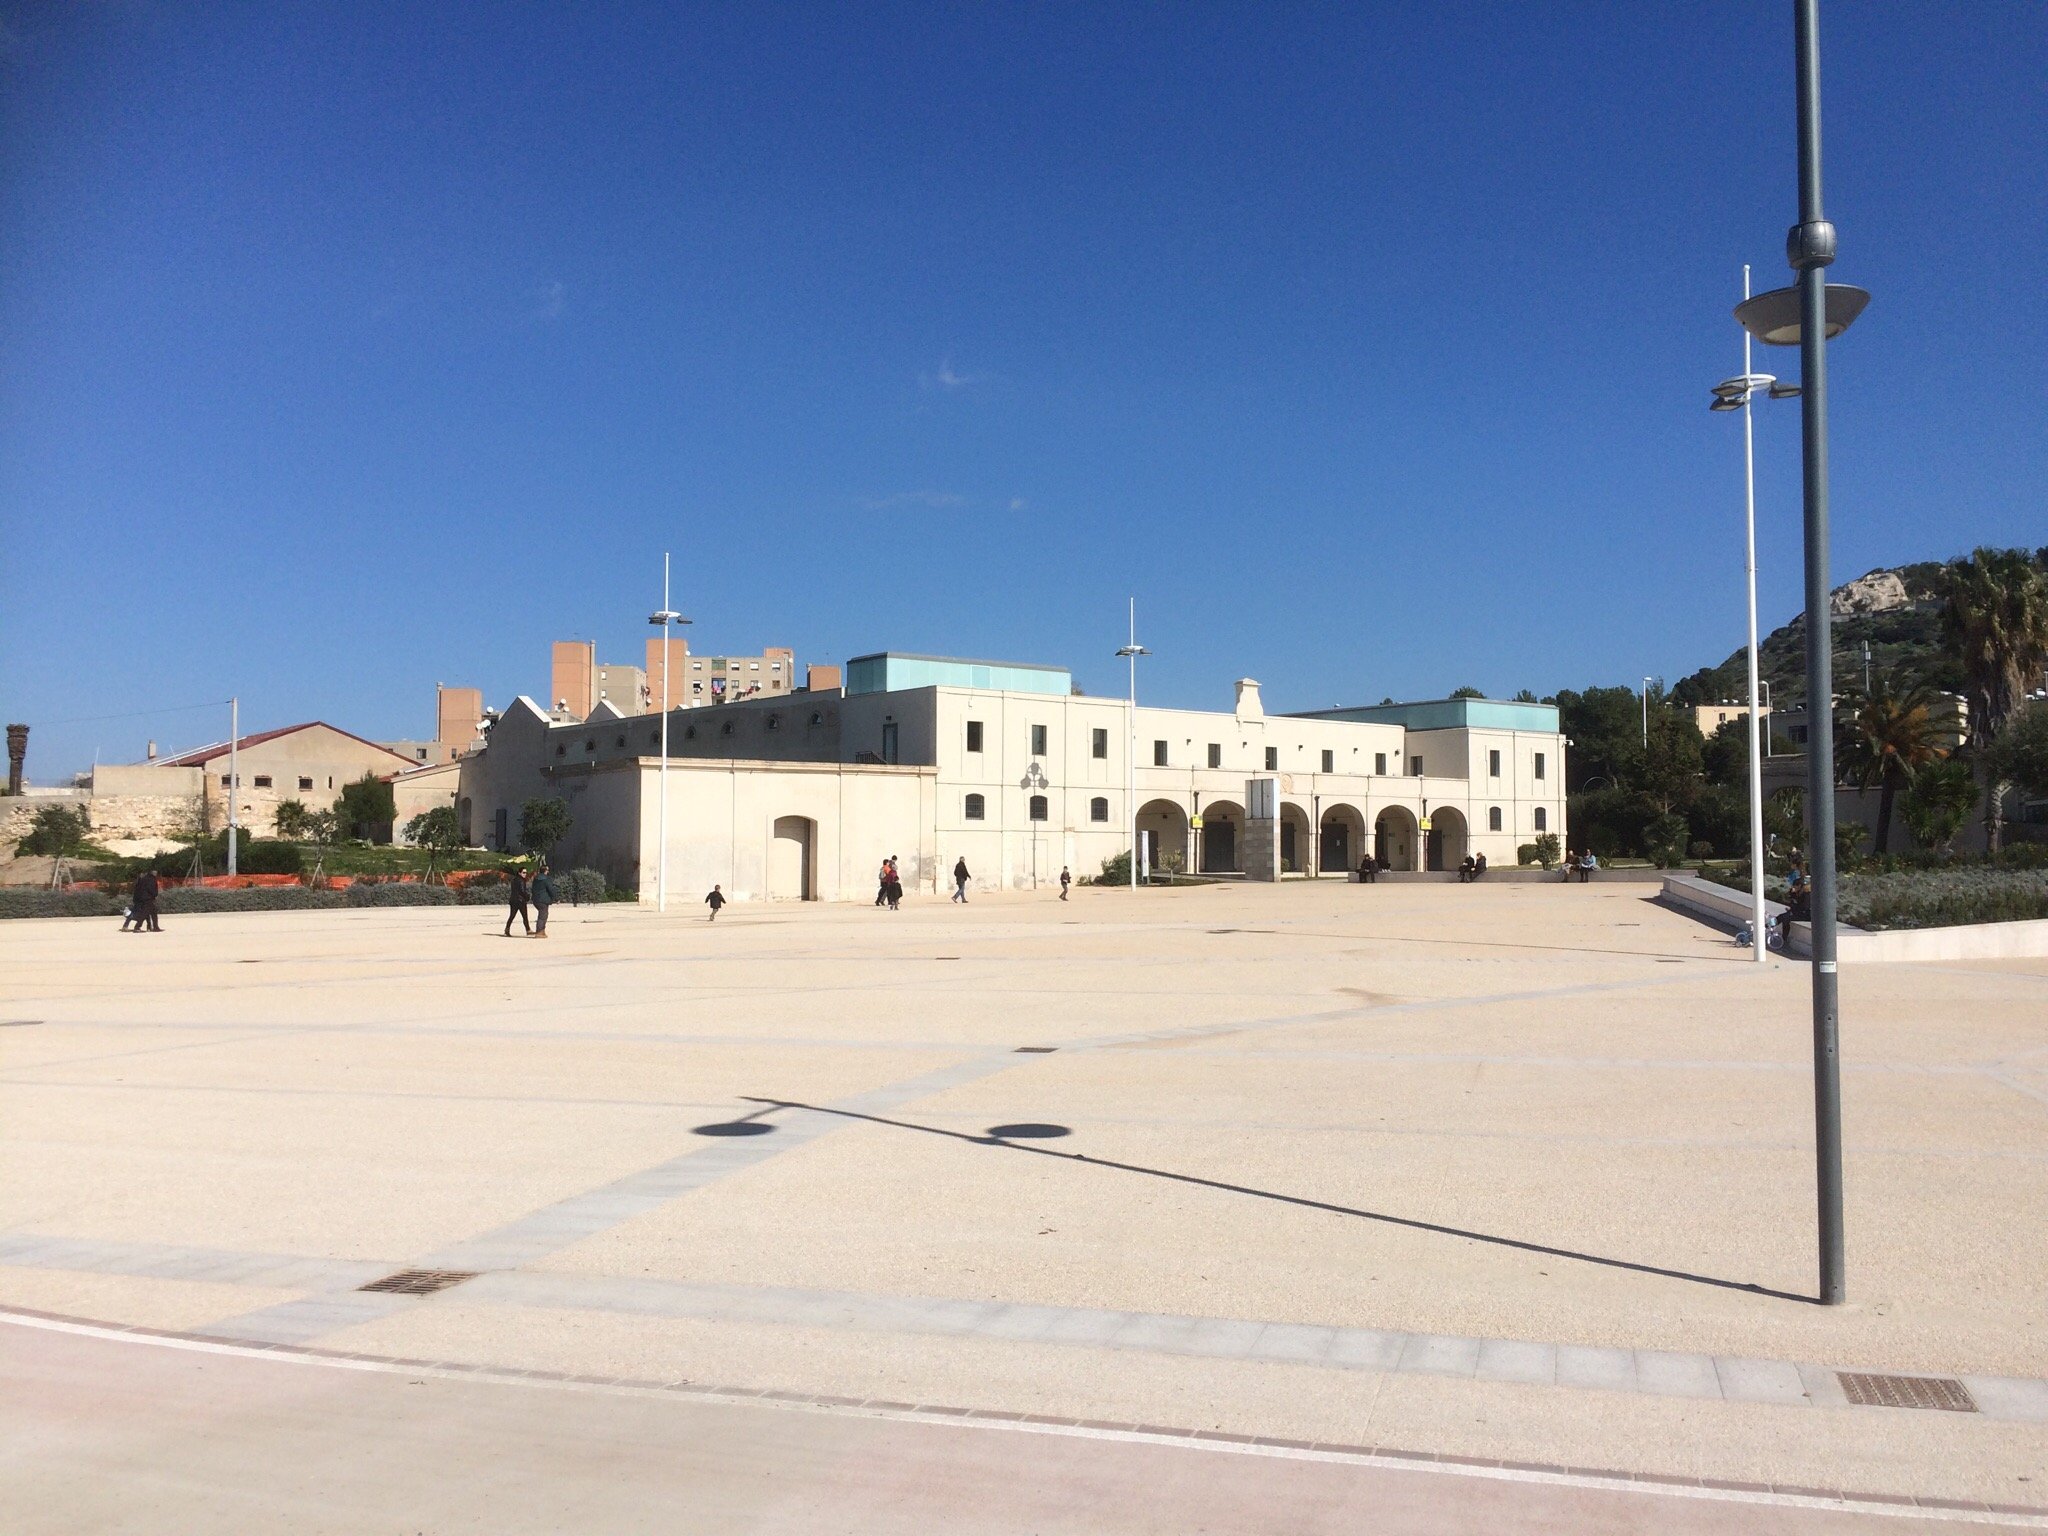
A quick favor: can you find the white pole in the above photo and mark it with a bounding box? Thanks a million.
[1741,265,1767,962]
[1128,599,1139,891]
[227,695,239,877]
[658,552,670,913]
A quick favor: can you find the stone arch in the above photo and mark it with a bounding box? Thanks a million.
[1200,799,1245,873]
[1278,801,1314,874]
[1426,806,1468,872]
[1374,805,1420,872]
[1135,798,1190,877]
[769,815,815,899]
[1321,802,1367,873]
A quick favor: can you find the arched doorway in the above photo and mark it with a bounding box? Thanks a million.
[1278,803,1314,874]
[1200,800,1245,873]
[1426,807,1468,872]
[1321,804,1366,873]
[1374,806,1420,871]
[769,815,815,899]
[1135,798,1189,878]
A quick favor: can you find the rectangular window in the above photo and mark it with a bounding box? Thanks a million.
[881,722,899,764]
[1409,755,1423,776]
[966,720,984,753]
[1153,740,1168,766]
[298,777,314,792]
[253,775,273,788]
[1374,753,1387,775]
[1534,751,1546,780]
[1321,749,1334,773]
[1206,743,1221,769]
[1092,728,1108,759]
[1031,724,1048,757]
[221,774,232,787]
[1488,749,1501,777]
[1265,746,1278,770]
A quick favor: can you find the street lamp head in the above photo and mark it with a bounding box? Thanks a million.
[1116,644,1151,658]
[648,610,692,626]
[1709,396,1743,412]
[1767,380,1803,399]
[1713,373,1776,399]
[1733,283,1870,346]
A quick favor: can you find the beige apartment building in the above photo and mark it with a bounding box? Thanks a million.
[553,638,797,718]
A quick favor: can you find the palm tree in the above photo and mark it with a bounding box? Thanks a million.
[1834,674,1945,854]
[1940,548,2048,850]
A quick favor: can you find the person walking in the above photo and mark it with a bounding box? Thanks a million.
[504,867,532,936]
[875,858,891,908]
[951,857,970,903]
[130,868,161,933]
[705,884,725,921]
[530,867,557,938]
[1058,865,1071,901]
[886,856,903,911]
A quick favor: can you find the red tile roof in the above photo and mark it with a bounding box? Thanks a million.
[151,722,414,769]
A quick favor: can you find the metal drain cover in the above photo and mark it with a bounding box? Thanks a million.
[358,1269,478,1296]
[1838,1372,1977,1412]
[1013,1046,1057,1054]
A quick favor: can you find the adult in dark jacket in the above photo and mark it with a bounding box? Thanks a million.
[530,869,557,937]
[130,869,161,933]
[951,857,969,903]
[504,868,532,937]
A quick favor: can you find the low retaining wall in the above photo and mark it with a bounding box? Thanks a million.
[1659,874,2048,963]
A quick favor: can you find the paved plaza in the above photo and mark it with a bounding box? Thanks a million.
[3,881,2046,1530]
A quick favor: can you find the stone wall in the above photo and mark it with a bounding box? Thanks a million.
[0,787,203,856]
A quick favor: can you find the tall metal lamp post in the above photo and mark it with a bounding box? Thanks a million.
[648,552,691,913]
[1734,0,1870,1306]
[1710,265,1804,963]
[1116,600,1149,891]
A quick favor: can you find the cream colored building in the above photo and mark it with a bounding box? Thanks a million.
[1691,700,1770,738]
[150,723,419,837]
[454,651,1568,901]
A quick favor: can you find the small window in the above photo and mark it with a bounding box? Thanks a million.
[1153,740,1168,766]
[555,744,566,756]
[1321,749,1334,773]
[220,774,232,786]
[721,721,735,736]
[1207,743,1221,769]
[749,662,760,671]
[416,748,428,761]
[1265,746,1278,771]
[1092,728,1108,760]
[1534,807,1548,831]
[298,777,314,791]
[685,725,697,740]
[770,662,782,671]
[766,715,780,730]
[809,711,824,727]
[1534,752,1546,781]
[253,775,272,788]
[1090,796,1109,822]
[1029,794,1048,822]
[1488,749,1501,777]
[327,777,334,788]
[964,793,985,821]
[584,739,596,753]
[692,682,703,693]
[615,735,626,748]
[1489,806,1503,831]
[1409,755,1423,776]
[966,720,984,753]
[1031,724,1048,757]
[1374,753,1387,775]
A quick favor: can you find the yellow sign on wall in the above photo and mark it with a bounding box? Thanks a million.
[1190,814,1204,829]
[1418,817,1433,831]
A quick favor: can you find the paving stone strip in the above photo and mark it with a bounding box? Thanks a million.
[5,1232,2044,1424]
[5,1306,2046,1527]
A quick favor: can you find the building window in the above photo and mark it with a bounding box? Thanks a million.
[1488,749,1501,777]
[1534,807,1548,831]
[766,715,780,730]
[1321,749,1334,773]
[1092,728,1108,760]
[298,777,313,791]
[1265,747,1278,771]
[555,744,566,756]
[964,793,985,821]
[615,735,626,748]
[749,662,760,671]
[966,720,984,753]
[584,739,596,753]
[721,721,735,736]
[809,711,824,727]
[1090,796,1109,822]
[1409,755,1423,776]
[1534,752,1546,781]
[1489,806,1503,831]
[416,748,428,761]
[1029,794,1048,822]
[253,775,272,788]
[685,725,697,740]
[1374,753,1387,775]
[1207,743,1221,769]
[220,774,232,786]
[1031,724,1048,757]
[1153,740,1168,766]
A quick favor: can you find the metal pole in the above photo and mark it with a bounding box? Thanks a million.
[227,696,239,877]
[1792,0,1845,1305]
[658,553,670,914]
[1741,267,1768,963]
[1128,604,1138,891]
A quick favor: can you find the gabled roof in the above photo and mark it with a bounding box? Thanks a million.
[150,722,416,769]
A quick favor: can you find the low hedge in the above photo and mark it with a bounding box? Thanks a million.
[0,889,123,920]
[1837,869,2048,932]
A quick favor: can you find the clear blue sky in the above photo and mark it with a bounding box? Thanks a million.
[3,3,2042,777]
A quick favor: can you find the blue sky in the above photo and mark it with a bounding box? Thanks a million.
[3,2,2043,776]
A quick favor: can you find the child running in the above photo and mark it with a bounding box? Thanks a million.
[705,884,726,921]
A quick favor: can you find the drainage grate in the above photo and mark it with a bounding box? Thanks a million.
[1837,1372,1977,1412]
[0,1020,42,1028]
[1013,1046,1057,1054]
[358,1269,478,1296]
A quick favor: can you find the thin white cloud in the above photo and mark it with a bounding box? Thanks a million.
[1008,497,1028,512]
[857,491,969,511]
[921,357,989,391]
[529,279,566,322]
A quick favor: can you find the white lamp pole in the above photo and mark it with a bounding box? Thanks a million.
[1737,267,1769,962]
[648,554,691,913]
[1117,602,1149,891]
[226,695,239,877]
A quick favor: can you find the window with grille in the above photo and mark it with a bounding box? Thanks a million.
[1090,797,1109,822]
[965,794,985,820]
[1029,795,1048,821]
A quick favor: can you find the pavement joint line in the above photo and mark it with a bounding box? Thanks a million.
[16,1236,2034,1425]
[5,1307,2043,1528]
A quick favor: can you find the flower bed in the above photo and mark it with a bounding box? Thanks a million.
[1837,869,2048,932]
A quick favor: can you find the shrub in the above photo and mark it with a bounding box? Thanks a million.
[1099,850,1132,886]
[1838,869,2048,931]
[519,796,573,858]
[157,887,347,913]
[1516,843,1539,867]
[335,774,397,841]
[1530,831,1560,869]
[1688,840,1715,861]
[1644,813,1689,869]
[235,839,305,876]
[344,882,457,907]
[15,804,94,858]
[458,880,515,905]
[558,868,607,904]
[1585,826,1619,860]
[0,888,122,920]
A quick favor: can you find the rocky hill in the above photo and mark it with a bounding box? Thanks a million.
[1730,561,1957,709]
